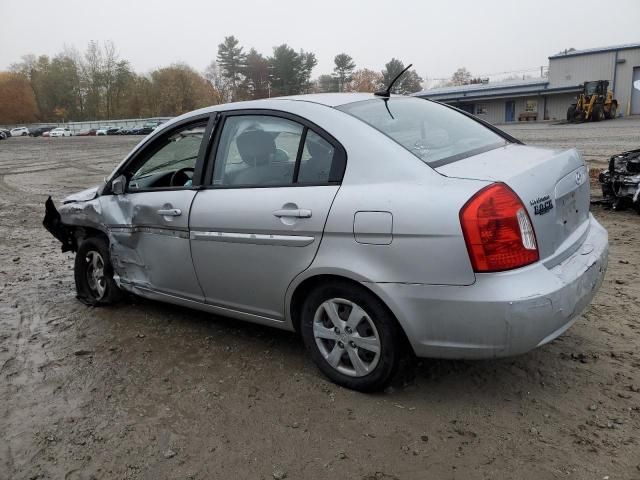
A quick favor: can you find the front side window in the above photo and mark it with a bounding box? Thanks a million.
[128,121,207,191]
[337,97,507,166]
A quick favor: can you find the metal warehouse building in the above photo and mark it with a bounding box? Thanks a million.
[413,43,640,124]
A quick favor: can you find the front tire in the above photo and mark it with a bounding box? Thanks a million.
[592,105,605,122]
[300,280,405,392]
[606,103,617,119]
[74,236,122,305]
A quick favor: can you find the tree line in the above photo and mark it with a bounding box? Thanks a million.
[0,37,427,124]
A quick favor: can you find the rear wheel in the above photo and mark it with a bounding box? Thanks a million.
[606,103,617,120]
[74,236,122,305]
[300,280,405,392]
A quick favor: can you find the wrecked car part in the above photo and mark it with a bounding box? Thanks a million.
[596,149,640,213]
[43,197,77,252]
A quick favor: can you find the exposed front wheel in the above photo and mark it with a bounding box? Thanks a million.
[300,281,406,392]
[592,105,605,122]
[74,236,122,305]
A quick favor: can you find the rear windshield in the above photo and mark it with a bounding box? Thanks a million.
[337,97,507,166]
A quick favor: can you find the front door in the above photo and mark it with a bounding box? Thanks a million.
[505,101,516,122]
[632,67,640,115]
[100,117,212,301]
[189,112,346,319]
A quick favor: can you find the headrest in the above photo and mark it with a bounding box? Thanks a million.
[236,130,276,162]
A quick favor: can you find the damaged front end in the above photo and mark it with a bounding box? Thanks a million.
[597,149,640,213]
[43,185,106,252]
[43,197,78,252]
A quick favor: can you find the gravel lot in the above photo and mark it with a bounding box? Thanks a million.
[1,118,639,480]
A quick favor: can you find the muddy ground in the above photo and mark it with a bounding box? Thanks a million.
[1,118,639,480]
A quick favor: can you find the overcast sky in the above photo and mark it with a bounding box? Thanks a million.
[2,0,639,83]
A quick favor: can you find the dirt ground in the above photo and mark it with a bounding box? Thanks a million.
[1,118,639,480]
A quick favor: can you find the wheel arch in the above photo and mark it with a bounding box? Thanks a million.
[286,271,414,354]
[76,226,109,244]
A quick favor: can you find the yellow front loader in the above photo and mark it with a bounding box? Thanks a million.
[567,80,617,122]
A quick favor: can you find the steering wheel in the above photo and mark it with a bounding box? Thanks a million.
[170,167,194,187]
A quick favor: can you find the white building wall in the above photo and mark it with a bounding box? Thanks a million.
[549,52,615,86]
[462,95,547,124]
[544,93,578,122]
[612,49,640,115]
[471,101,504,124]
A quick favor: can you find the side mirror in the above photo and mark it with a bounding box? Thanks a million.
[111,175,127,195]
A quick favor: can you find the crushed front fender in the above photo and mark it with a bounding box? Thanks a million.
[43,196,77,252]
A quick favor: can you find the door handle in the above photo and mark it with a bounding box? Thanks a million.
[157,208,182,216]
[273,208,312,218]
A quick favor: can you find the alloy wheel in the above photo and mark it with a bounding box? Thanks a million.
[313,298,381,377]
[85,250,106,300]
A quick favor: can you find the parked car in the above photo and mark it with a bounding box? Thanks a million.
[76,128,97,136]
[49,127,73,137]
[43,93,608,392]
[42,131,51,137]
[0,129,10,139]
[30,126,56,137]
[95,126,123,136]
[146,121,164,130]
[0,131,6,140]
[129,125,154,135]
[10,126,29,137]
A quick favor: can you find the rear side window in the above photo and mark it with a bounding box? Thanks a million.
[211,114,346,187]
[297,131,335,184]
[337,97,507,167]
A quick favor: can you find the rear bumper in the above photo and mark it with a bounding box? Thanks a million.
[368,214,608,359]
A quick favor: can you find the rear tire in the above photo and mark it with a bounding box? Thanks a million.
[74,236,122,306]
[606,103,617,120]
[300,280,405,392]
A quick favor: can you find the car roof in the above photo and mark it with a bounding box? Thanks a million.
[274,92,381,107]
[164,92,406,126]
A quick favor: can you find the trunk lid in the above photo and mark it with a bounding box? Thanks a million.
[436,144,590,262]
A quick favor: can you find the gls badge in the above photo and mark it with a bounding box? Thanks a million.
[530,195,554,216]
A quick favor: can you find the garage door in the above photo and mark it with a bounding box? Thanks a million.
[632,67,640,115]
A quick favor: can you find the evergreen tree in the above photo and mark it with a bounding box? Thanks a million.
[217,36,246,101]
[333,53,355,92]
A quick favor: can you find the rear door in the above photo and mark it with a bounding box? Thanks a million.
[189,111,346,319]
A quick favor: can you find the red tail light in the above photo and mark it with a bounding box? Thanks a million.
[460,183,539,273]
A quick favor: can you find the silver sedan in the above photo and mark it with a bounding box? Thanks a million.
[44,93,608,391]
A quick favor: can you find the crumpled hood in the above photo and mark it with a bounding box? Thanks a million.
[62,185,102,204]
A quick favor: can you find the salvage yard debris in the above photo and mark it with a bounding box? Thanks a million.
[594,149,640,213]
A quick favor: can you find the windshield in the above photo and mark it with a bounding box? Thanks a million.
[584,82,599,96]
[337,97,507,166]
